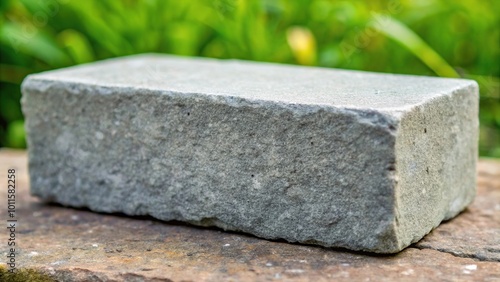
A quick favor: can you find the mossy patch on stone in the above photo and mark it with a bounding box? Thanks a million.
[0,266,54,282]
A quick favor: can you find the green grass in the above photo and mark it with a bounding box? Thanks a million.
[1,0,499,156]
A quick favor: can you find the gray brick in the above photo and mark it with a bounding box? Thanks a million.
[21,54,478,253]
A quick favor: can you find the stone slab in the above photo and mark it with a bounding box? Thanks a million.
[0,150,499,281]
[20,54,479,253]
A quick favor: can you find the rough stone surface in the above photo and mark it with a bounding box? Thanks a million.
[20,54,479,253]
[1,150,499,281]
[414,159,500,261]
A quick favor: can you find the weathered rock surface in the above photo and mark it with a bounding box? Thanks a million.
[1,150,499,281]
[21,54,478,253]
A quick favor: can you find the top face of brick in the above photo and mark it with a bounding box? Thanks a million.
[24,54,475,111]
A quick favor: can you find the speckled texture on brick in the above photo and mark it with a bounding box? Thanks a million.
[21,54,479,253]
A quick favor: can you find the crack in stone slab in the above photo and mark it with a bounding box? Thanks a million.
[411,245,500,262]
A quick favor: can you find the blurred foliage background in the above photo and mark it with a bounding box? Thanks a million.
[0,0,499,156]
